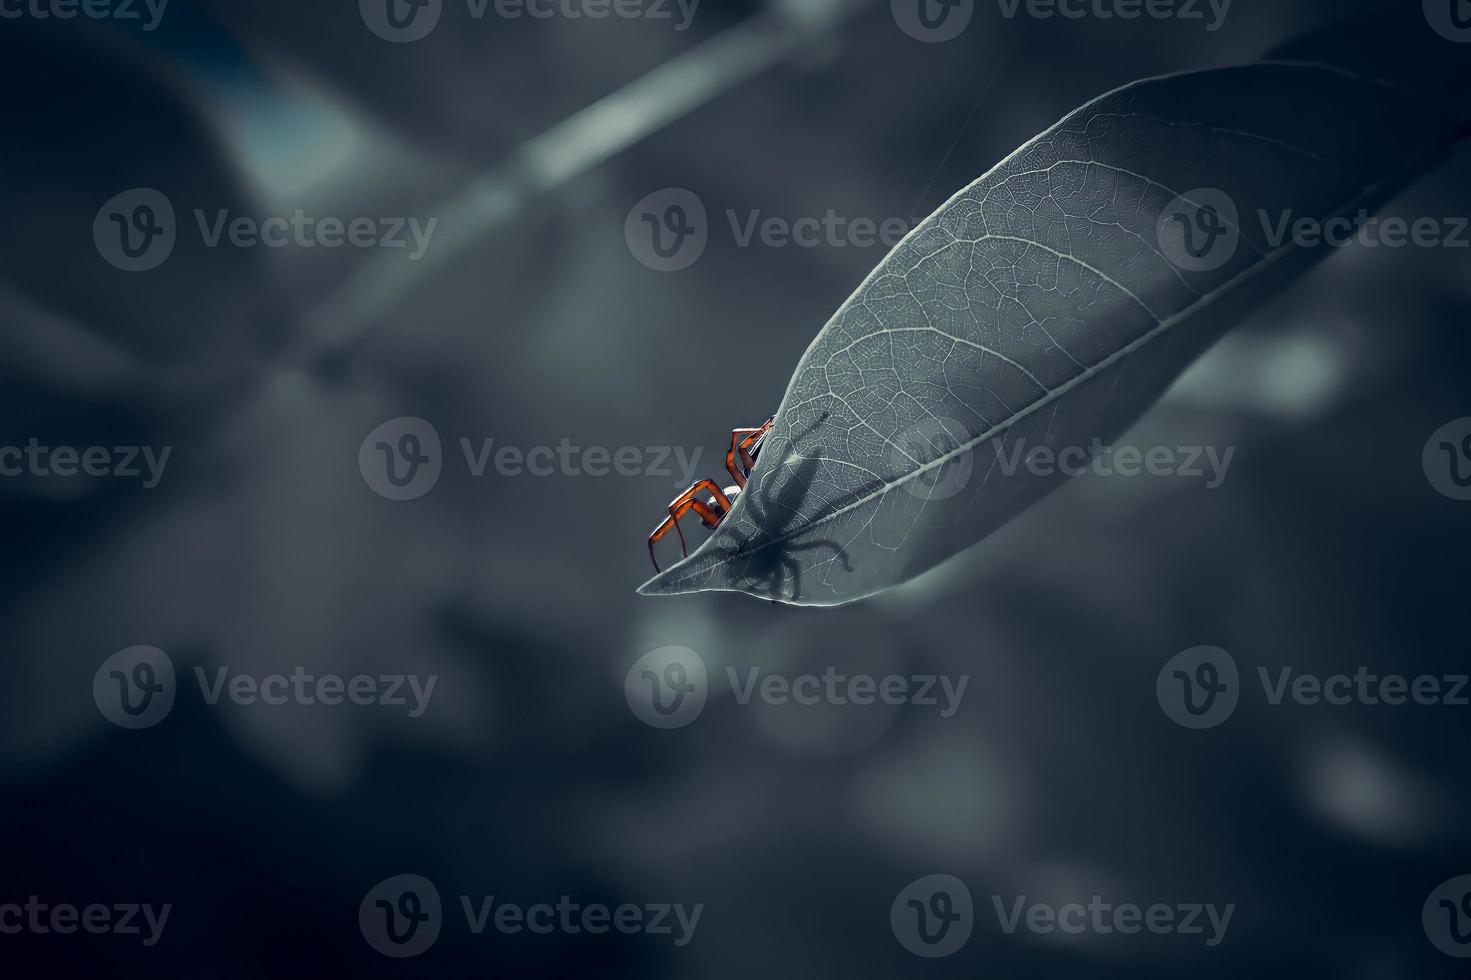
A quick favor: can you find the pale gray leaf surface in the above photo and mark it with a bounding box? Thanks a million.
[640,23,1469,607]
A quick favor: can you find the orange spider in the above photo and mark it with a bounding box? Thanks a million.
[647,416,774,571]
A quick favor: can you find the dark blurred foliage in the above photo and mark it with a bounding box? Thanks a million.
[0,0,1467,976]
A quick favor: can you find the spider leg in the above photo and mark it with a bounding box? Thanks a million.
[647,514,686,572]
[647,480,734,571]
[756,551,803,602]
[725,428,764,488]
[725,417,776,488]
[744,417,774,469]
[676,479,731,527]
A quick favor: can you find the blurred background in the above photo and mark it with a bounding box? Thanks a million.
[1,0,1468,975]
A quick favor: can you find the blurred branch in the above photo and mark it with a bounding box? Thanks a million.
[0,281,157,399]
[293,0,870,369]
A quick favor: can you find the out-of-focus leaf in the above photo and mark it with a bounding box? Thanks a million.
[640,16,1469,606]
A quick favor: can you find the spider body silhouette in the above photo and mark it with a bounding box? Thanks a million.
[647,417,774,571]
[708,449,852,602]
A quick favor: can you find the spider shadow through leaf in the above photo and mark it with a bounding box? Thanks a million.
[712,413,854,602]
